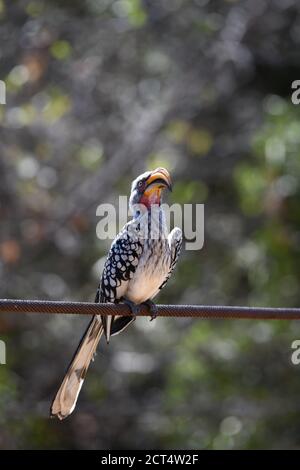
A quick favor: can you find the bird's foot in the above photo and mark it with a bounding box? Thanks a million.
[142,300,159,322]
[123,298,140,320]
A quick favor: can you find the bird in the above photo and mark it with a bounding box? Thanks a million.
[51,167,182,420]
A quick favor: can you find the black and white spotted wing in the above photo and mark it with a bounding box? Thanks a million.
[95,221,144,340]
[158,229,183,293]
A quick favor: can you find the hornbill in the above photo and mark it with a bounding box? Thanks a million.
[51,168,182,420]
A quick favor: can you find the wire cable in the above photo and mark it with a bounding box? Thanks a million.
[0,299,300,320]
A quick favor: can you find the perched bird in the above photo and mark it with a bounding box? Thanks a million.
[51,168,182,420]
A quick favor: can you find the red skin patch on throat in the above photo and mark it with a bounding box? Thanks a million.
[140,190,161,209]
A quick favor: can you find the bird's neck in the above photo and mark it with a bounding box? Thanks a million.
[133,205,168,241]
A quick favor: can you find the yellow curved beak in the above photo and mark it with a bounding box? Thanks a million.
[146,167,172,192]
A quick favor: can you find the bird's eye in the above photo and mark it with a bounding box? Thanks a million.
[137,181,144,189]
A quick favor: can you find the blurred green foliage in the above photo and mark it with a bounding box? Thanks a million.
[1,0,300,451]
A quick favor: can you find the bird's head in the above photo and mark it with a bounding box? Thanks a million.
[129,167,172,215]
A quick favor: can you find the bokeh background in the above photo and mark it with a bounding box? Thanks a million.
[1,0,300,450]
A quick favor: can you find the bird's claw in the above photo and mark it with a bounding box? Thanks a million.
[123,298,158,322]
[123,299,140,320]
[143,300,158,322]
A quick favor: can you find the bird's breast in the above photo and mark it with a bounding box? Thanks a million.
[125,240,170,304]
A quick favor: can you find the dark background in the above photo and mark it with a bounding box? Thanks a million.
[1,0,300,449]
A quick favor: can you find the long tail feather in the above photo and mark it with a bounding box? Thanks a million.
[101,314,114,344]
[50,315,103,420]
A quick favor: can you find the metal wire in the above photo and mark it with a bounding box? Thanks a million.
[1,299,300,320]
